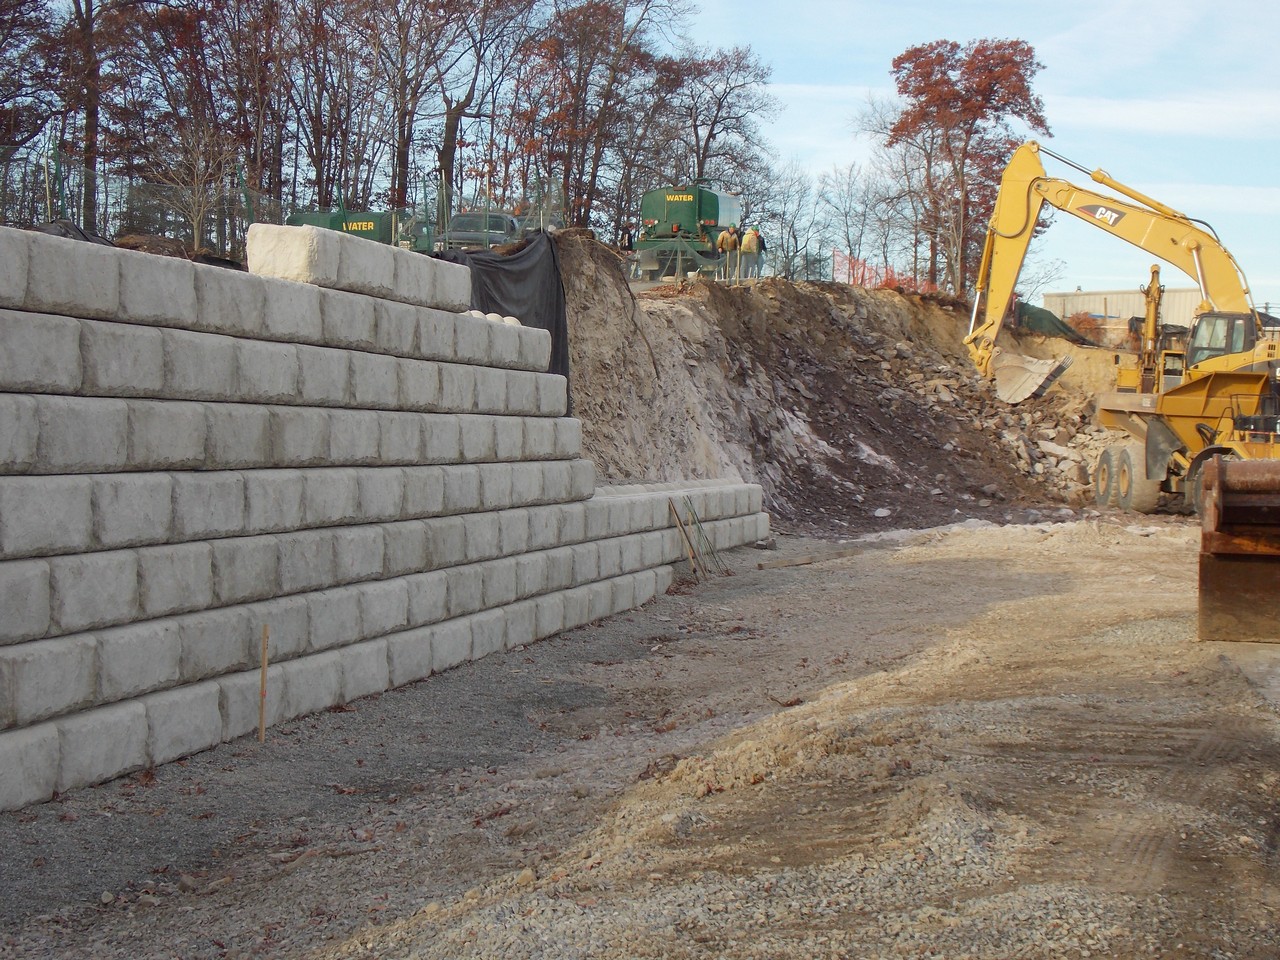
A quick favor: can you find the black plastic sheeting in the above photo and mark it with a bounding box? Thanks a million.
[433,231,571,394]
[1014,300,1098,346]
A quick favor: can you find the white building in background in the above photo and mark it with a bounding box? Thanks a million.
[1042,287,1202,347]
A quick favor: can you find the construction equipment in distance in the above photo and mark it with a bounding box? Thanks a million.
[284,209,434,252]
[634,182,741,280]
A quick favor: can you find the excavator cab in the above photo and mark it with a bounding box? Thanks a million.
[1185,312,1257,369]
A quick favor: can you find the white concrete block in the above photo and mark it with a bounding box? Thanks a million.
[430,259,472,312]
[257,595,310,660]
[270,407,330,465]
[464,512,500,562]
[544,548,575,592]
[517,327,552,372]
[297,344,350,406]
[0,723,58,811]
[386,625,433,687]
[304,468,359,526]
[307,585,362,651]
[118,247,197,326]
[406,570,447,626]
[537,374,568,417]
[534,593,565,639]
[351,350,400,408]
[505,371,538,415]
[180,607,251,681]
[211,536,279,606]
[0,475,92,557]
[281,650,342,720]
[424,516,467,569]
[50,551,137,633]
[144,680,221,765]
[262,276,323,343]
[128,400,208,469]
[164,328,237,399]
[383,520,428,577]
[510,462,543,506]
[493,418,524,462]
[470,609,506,658]
[247,223,337,285]
[422,415,462,464]
[277,530,335,593]
[0,309,82,393]
[342,638,390,701]
[193,262,267,337]
[207,404,272,468]
[331,410,383,464]
[0,226,31,310]
[445,566,483,618]
[497,508,530,556]
[482,557,518,608]
[554,417,583,458]
[505,599,537,650]
[473,367,507,413]
[402,467,445,517]
[375,299,419,355]
[443,464,482,515]
[438,364,476,412]
[237,340,299,402]
[245,469,305,533]
[172,472,245,539]
[398,358,441,410]
[429,618,472,674]
[337,233,395,299]
[138,542,214,618]
[333,525,385,582]
[558,502,586,544]
[218,663,285,741]
[523,418,556,460]
[0,559,50,644]
[81,320,165,396]
[55,701,148,793]
[0,394,37,472]
[358,578,409,638]
[320,287,377,350]
[416,309,456,360]
[36,396,129,473]
[515,553,547,599]
[358,468,405,521]
[0,634,96,725]
[25,231,119,320]
[377,412,422,463]
[92,621,182,719]
[571,542,600,584]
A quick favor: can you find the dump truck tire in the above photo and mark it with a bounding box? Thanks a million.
[1117,443,1161,513]
[1093,447,1118,506]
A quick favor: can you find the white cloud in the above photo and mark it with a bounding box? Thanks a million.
[1045,91,1280,139]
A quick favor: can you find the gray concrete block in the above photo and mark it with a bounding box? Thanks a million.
[523,418,556,460]
[304,468,360,526]
[463,512,500,562]
[50,551,137,633]
[510,463,544,506]
[424,516,466,570]
[164,328,237,399]
[544,548,575,592]
[0,634,96,725]
[482,557,518,608]
[193,262,266,337]
[541,463,570,504]
[504,599,537,650]
[429,618,472,674]
[537,374,568,417]
[358,468,405,521]
[406,570,446,626]
[430,260,471,313]
[307,585,362,651]
[627,496,657,532]
[607,499,632,537]
[390,247,433,308]
[459,416,496,462]
[558,503,586,544]
[554,418,583,459]
[375,299,419,355]
[515,553,547,599]
[99,619,183,701]
[173,472,245,539]
[505,371,538,416]
[438,363,477,412]
[144,680,221,765]
[0,723,58,811]
[584,498,612,540]
[331,410,382,464]
[245,470,305,534]
[473,367,507,413]
[207,404,272,469]
[351,350,400,408]
[443,464,482,515]
[422,415,462,464]
[37,396,129,473]
[383,520,428,577]
[612,574,636,613]
[753,512,770,541]
[598,540,623,579]
[489,322,521,366]
[180,607,250,681]
[0,309,82,393]
[571,542,600,584]
[445,566,483,618]
[639,531,665,569]
[385,626,432,687]
[470,609,506,659]
[211,536,279,605]
[569,460,596,501]
[497,508,530,556]
[297,345,351,406]
[519,328,552,373]
[654,565,674,597]
[634,568,659,606]
[377,412,422,463]
[320,288,376,349]
[398,358,441,410]
[0,394,37,473]
[118,247,197,326]
[416,309,456,360]
[333,525,385,583]
[403,467,445,517]
[257,595,310,660]
[237,340,299,402]
[218,663,285,741]
[337,233,395,299]
[534,593,565,639]
[281,650,342,720]
[0,226,30,310]
[262,276,323,343]
[55,701,148,793]
[138,542,213,618]
[358,583,407,642]
[270,407,330,466]
[0,475,92,557]
[588,579,614,621]
[0,559,50,644]
[563,586,591,630]
[128,400,208,469]
[81,320,164,396]
[453,316,490,365]
[25,231,119,320]
[277,530,336,593]
[341,638,389,701]
[493,418,524,462]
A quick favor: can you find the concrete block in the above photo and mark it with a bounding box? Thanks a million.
[541,463,570,504]
[55,701,148,793]
[482,557,518,608]
[270,407,330,466]
[384,520,428,577]
[654,565,674,596]
[218,663,285,741]
[584,498,612,540]
[193,262,266,337]
[0,634,96,726]
[262,276,323,343]
[180,607,250,680]
[237,340,299,402]
[0,475,92,557]
[571,542,600,584]
[424,516,467,570]
[443,464,482,515]
[172,472,245,539]
[470,609,506,659]
[307,585,363,651]
[0,723,59,811]
[519,328,552,373]
[753,512,771,541]
[99,619,183,701]
[445,566,483,618]
[351,350,400,408]
[493,418,524,462]
[330,410,382,464]
[627,495,657,532]
[438,364,476,412]
[207,404,272,469]
[277,530,336,593]
[416,309,456,360]
[0,309,82,392]
[81,320,164,396]
[358,468,405,521]
[453,316,489,365]
[377,412,422,463]
[422,415,462,464]
[402,467,445,517]
[297,345,350,406]
[639,531,665,569]
[523,418,556,460]
[537,374,568,417]
[429,618,472,674]
[455,416,494,464]
[464,511,500,562]
[245,469,305,533]
[588,579,614,621]
[211,536,279,605]
[0,226,30,310]
[563,586,591,630]
[118,247,197,326]
[164,328,237,400]
[375,299,419,355]
[505,599,537,650]
[257,595,310,660]
[558,502,586,544]
[534,593,565,639]
[304,468,360,526]
[386,626,433,687]
[554,418,582,459]
[138,542,214,618]
[544,547,575,592]
[608,499,634,537]
[341,639,390,701]
[144,681,221,765]
[612,574,637,613]
[0,394,38,472]
[399,358,441,410]
[247,223,337,285]
[497,508,530,556]
[430,260,471,313]
[320,288,376,349]
[474,367,508,414]
[406,570,447,626]
[510,463,544,506]
[598,539,623,579]
[489,322,521,366]
[515,553,547,598]
[569,460,596,501]
[128,400,208,469]
[337,233,395,299]
[281,650,342,720]
[37,396,129,473]
[50,551,137,633]
[333,525,385,582]
[358,578,407,640]
[747,486,764,514]
[0,560,50,643]
[25,231,119,321]
[505,371,538,416]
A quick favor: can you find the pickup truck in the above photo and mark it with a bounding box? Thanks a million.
[439,211,522,250]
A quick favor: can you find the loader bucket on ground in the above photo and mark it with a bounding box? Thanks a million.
[1198,456,1280,642]
[991,350,1074,404]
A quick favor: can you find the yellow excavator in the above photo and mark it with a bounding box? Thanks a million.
[968,141,1280,640]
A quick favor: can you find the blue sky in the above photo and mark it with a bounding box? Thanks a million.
[687,0,1280,309]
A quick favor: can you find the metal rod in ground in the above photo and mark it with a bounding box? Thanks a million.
[684,497,730,576]
[668,499,702,580]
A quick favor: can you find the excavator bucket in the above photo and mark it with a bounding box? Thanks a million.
[1198,457,1280,642]
[991,350,1074,404]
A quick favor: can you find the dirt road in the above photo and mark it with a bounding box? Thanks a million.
[3,516,1278,958]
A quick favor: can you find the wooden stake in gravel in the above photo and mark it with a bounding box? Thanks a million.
[258,625,269,743]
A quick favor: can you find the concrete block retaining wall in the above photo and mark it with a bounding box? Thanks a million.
[0,224,768,810]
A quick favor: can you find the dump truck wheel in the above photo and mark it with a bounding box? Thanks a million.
[1093,448,1118,506]
[1117,444,1161,513]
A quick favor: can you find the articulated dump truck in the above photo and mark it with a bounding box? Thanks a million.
[967,141,1280,640]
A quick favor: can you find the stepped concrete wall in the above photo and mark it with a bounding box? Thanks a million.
[0,224,768,810]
